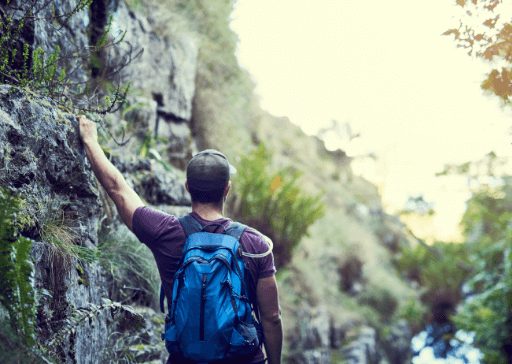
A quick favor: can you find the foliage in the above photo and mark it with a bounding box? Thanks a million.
[228,142,326,268]
[397,298,429,335]
[0,315,49,364]
[443,0,512,105]
[0,185,37,347]
[393,240,470,307]
[0,0,139,129]
[452,184,512,363]
[11,191,100,267]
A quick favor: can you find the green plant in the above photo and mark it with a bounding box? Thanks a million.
[30,193,100,266]
[451,184,512,363]
[0,0,138,120]
[0,315,49,364]
[393,239,470,303]
[228,142,326,268]
[397,298,428,335]
[0,185,37,348]
[97,224,160,309]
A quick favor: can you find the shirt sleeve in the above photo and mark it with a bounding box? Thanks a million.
[132,206,183,248]
[243,227,276,279]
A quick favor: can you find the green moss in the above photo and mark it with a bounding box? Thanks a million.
[77,278,89,286]
[151,316,165,325]
[76,264,85,277]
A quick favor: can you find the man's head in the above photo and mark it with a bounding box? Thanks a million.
[185,149,237,207]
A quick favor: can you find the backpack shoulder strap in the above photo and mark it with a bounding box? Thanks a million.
[178,214,203,237]
[225,221,247,241]
[160,215,205,313]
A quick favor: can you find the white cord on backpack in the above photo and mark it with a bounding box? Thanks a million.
[241,233,273,258]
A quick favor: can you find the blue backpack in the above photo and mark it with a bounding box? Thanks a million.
[160,215,260,362]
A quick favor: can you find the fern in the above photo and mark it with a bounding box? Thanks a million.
[0,185,36,346]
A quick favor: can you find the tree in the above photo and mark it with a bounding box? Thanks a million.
[443,0,512,105]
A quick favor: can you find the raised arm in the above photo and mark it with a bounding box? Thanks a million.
[256,275,283,364]
[78,115,144,232]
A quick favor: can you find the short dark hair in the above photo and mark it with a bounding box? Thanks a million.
[188,183,227,205]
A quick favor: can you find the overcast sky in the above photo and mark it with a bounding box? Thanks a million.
[230,0,512,240]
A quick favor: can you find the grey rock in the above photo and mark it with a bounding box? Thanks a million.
[156,117,191,160]
[0,85,102,237]
[289,305,335,364]
[124,96,158,138]
[340,327,380,364]
[293,349,331,364]
[31,241,109,364]
[113,1,198,121]
[330,319,346,349]
[382,319,413,364]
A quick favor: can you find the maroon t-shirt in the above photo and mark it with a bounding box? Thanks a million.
[132,206,276,363]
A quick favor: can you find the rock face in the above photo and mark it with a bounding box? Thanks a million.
[0,82,192,363]
[112,1,198,166]
[114,0,198,122]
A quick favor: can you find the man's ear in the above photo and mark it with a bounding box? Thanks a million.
[185,180,189,193]
[224,181,231,197]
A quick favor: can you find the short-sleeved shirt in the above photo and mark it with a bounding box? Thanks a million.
[132,206,276,364]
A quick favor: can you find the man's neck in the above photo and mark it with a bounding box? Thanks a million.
[192,203,224,221]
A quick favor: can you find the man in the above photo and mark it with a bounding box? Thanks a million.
[78,115,283,364]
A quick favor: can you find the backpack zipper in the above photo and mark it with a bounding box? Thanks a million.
[200,273,207,341]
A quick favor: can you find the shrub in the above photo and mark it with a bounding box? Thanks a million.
[392,241,470,308]
[358,285,399,321]
[397,299,428,335]
[228,142,326,268]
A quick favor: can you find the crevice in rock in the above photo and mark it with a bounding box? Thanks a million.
[157,111,188,123]
[152,92,164,107]
[89,0,110,79]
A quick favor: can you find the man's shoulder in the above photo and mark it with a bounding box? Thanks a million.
[132,206,184,244]
[238,225,271,255]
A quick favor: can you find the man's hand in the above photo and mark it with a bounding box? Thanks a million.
[78,115,98,145]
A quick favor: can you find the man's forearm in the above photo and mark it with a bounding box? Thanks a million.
[83,140,123,192]
[262,318,283,364]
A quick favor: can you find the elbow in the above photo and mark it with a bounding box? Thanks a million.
[261,312,282,326]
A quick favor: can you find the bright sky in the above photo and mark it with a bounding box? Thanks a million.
[230,0,512,241]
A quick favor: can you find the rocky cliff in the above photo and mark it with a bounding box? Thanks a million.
[0,1,419,363]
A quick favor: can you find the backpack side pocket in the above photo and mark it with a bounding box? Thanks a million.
[163,314,180,355]
[228,321,259,357]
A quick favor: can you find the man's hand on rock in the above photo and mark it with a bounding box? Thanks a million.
[77,115,98,145]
